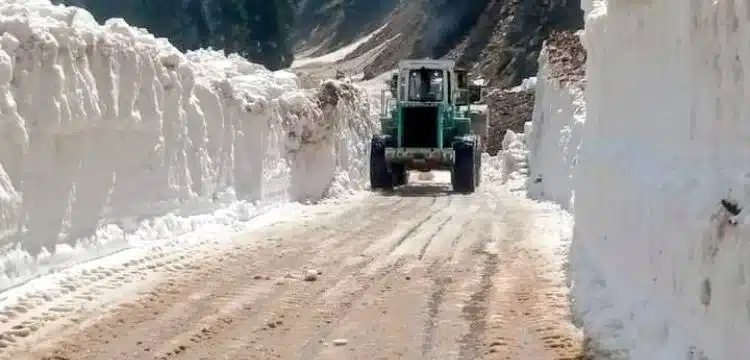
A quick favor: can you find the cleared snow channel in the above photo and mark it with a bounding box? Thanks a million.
[0,0,378,293]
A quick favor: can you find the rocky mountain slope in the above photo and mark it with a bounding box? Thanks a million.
[483,30,587,155]
[291,0,399,54]
[53,0,296,70]
[300,0,584,87]
[291,1,585,158]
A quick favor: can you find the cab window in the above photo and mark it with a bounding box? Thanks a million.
[407,69,444,102]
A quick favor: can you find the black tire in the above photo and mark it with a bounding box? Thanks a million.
[370,136,393,190]
[451,138,477,193]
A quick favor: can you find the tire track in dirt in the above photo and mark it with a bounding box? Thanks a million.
[228,195,454,359]
[0,244,217,354]
[417,210,455,260]
[0,197,405,355]
[421,196,486,264]
[292,257,410,359]
[457,232,497,360]
[18,248,268,360]
[137,195,439,359]
[266,195,406,252]
[399,200,478,358]
[90,194,439,360]
[9,196,433,360]
[485,250,585,360]
[475,200,584,360]
[420,261,450,358]
[416,206,495,360]
[306,195,441,270]
[313,193,489,359]
[294,195,466,358]
[197,191,463,359]
[385,197,441,255]
[11,183,585,360]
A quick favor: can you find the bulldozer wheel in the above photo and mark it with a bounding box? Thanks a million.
[451,139,477,193]
[369,137,393,190]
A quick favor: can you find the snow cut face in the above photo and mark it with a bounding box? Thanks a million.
[568,1,750,359]
[0,0,377,292]
[524,45,585,211]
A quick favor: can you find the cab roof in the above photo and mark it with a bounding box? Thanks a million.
[397,59,455,71]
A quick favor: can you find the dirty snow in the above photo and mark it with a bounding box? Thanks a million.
[0,0,377,293]
[507,76,537,93]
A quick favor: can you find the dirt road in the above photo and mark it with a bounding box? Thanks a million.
[3,175,583,360]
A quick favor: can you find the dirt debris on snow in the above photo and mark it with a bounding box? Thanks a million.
[485,90,535,156]
[544,30,587,87]
[316,79,356,108]
[4,179,585,360]
[482,30,586,157]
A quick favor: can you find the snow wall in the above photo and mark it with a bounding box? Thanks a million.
[527,1,750,359]
[525,40,585,211]
[0,1,377,291]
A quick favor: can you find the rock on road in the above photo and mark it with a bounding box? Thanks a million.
[3,174,585,360]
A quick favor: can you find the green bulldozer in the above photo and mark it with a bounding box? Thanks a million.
[370,59,487,193]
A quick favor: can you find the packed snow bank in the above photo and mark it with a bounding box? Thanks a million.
[526,31,586,211]
[569,1,750,359]
[499,127,530,187]
[479,125,529,195]
[0,1,377,292]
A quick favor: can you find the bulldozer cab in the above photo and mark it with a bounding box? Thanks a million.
[380,59,487,119]
[383,60,484,105]
[384,60,454,104]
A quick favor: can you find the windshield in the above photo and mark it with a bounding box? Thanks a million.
[407,68,444,102]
